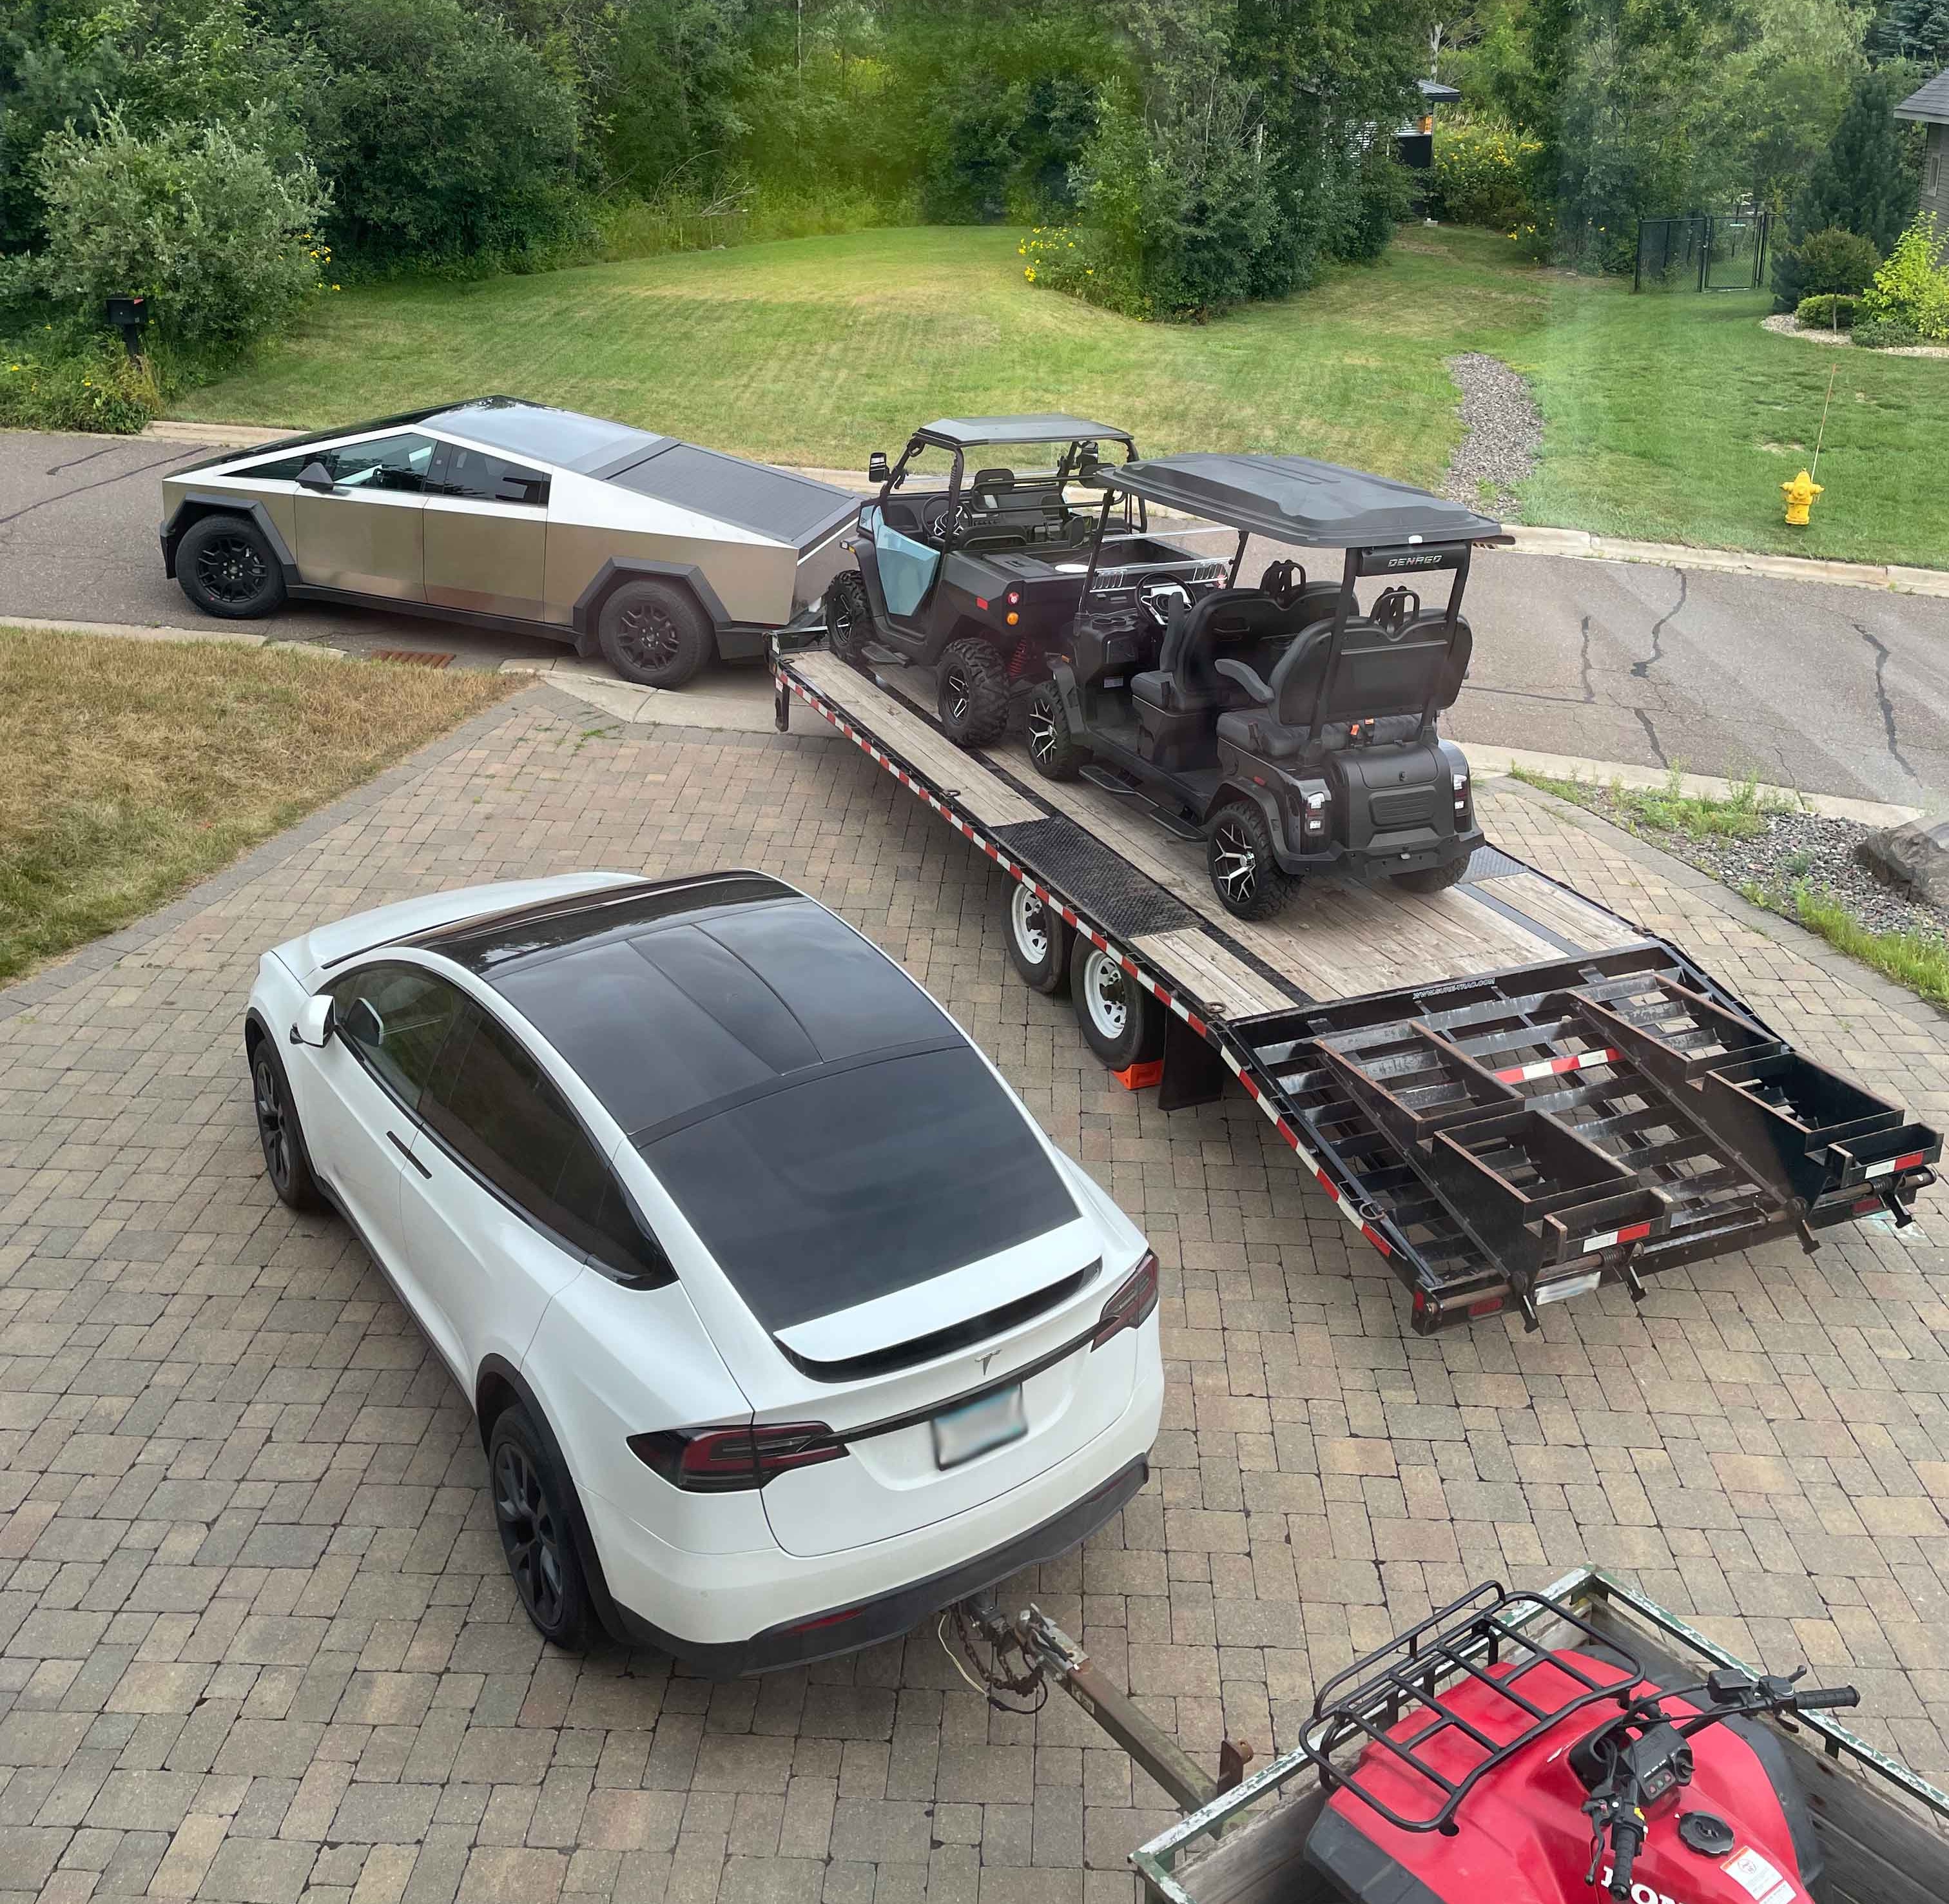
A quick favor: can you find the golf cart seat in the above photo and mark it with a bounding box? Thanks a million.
[1214,601,1473,764]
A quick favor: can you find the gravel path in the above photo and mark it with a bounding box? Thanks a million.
[1551,784,1949,940]
[1444,352,1544,513]
[1760,311,1949,360]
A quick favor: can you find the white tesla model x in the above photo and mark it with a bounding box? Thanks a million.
[244,870,1162,1673]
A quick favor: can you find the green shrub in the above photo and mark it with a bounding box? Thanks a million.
[0,331,159,432]
[1853,313,1924,349]
[1794,293,1858,329]
[1789,227,1881,300]
[1019,224,1148,318]
[1430,123,1542,231]
[7,110,329,349]
[1861,214,1949,340]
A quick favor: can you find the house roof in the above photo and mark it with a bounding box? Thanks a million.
[1418,79,1462,105]
[1896,68,1949,124]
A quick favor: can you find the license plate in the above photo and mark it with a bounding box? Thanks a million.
[932,1384,1027,1469]
[1103,675,1125,689]
[1535,1268,1603,1308]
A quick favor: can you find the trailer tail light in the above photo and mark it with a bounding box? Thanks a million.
[628,1422,844,1491]
[1092,1252,1159,1348]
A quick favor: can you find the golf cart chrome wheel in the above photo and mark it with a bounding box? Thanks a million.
[1210,813,1261,908]
[944,664,973,724]
[196,532,268,608]
[1080,949,1129,1042]
[1207,802,1294,922]
[1024,681,1085,781]
[1004,881,1070,995]
[494,1439,568,1631]
[1027,704,1057,763]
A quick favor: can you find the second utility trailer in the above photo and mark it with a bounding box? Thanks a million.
[771,637,1940,1334]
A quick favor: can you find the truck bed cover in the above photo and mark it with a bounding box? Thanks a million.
[775,641,1941,1333]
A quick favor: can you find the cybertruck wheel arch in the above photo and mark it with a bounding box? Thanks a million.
[572,558,730,655]
[162,493,299,587]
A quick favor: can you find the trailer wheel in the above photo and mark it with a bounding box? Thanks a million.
[1207,802,1294,921]
[1026,682,1087,781]
[1005,884,1071,995]
[1392,855,1471,895]
[826,570,873,668]
[1070,937,1163,1071]
[938,639,1011,747]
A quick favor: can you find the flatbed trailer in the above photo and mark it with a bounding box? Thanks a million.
[771,631,1941,1334]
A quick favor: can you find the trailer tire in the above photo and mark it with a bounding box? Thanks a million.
[1026,681,1087,781]
[1392,854,1472,894]
[1005,884,1071,995]
[1070,937,1163,1071]
[825,570,873,668]
[1207,802,1294,921]
[937,639,1011,747]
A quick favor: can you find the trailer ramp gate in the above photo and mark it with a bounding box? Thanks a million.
[773,641,1939,1334]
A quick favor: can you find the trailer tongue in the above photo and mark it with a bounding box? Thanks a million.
[773,637,1939,1334]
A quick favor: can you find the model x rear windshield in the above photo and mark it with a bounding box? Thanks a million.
[639,1046,1078,1330]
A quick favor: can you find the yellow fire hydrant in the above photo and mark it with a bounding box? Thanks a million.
[1781,469,1823,527]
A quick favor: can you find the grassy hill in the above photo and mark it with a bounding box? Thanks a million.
[176,224,1948,568]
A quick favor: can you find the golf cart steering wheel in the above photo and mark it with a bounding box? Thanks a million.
[922,496,979,547]
[1136,576,1192,628]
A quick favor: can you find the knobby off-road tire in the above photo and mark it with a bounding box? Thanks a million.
[599,579,713,688]
[177,514,287,620]
[1207,801,1295,922]
[936,637,1011,748]
[824,570,874,668]
[1392,853,1473,894]
[1026,681,1087,781]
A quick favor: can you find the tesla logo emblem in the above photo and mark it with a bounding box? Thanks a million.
[978,1352,997,1375]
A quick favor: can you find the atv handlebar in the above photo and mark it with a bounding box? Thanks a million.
[1790,1685,1860,1713]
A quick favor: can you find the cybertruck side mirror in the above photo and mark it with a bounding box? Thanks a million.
[289,995,335,1047]
[296,461,336,494]
[868,452,891,485]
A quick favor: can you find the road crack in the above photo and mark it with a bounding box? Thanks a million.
[1630,570,1686,681]
[1855,619,1921,786]
[1577,614,1596,704]
[1634,708,1669,768]
[0,445,200,530]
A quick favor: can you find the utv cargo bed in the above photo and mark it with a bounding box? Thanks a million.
[773,637,1939,1334]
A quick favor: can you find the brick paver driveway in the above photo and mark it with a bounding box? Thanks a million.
[3,685,1946,1904]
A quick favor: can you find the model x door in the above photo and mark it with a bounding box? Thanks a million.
[291,432,436,599]
[423,443,550,622]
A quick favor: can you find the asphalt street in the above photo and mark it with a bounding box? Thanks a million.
[6,426,1949,805]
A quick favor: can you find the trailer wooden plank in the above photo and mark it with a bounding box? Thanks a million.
[1492,872,1645,953]
[793,653,1044,828]
[1132,931,1292,1019]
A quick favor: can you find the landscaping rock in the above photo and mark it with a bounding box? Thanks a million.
[1858,818,1949,909]
[1444,353,1542,515]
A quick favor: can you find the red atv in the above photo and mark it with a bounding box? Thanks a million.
[1300,1584,1857,1904]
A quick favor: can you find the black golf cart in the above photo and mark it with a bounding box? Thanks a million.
[1022,453,1502,921]
[825,414,1224,744]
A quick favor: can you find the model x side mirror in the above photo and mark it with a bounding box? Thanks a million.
[868,452,890,485]
[289,995,335,1047]
[296,460,336,494]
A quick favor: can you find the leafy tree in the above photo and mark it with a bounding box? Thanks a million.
[1868,0,1949,67]
[600,0,753,200]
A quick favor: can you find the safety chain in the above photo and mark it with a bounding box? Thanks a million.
[942,1602,1049,1714]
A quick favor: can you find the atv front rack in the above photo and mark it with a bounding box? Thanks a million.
[1298,1582,1639,1837]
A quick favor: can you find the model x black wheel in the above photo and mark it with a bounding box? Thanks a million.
[936,638,1011,747]
[489,1404,595,1650]
[1025,681,1087,781]
[1207,802,1294,921]
[599,579,712,688]
[825,570,873,668]
[1069,935,1163,1071]
[249,1036,320,1212]
[1006,883,1071,995]
[176,514,286,620]
[1393,854,1473,894]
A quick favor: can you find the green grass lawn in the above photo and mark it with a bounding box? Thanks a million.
[175,224,1948,567]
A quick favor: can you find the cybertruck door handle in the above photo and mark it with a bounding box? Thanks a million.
[387,1131,431,1179]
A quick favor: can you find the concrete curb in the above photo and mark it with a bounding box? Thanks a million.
[141,428,1949,600]
[1493,775,1948,1033]
[1,613,348,656]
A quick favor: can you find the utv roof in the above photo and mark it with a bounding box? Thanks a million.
[916,414,1134,448]
[1098,452,1504,547]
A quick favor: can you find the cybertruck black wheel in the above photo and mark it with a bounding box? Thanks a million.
[825,570,874,668]
[937,638,1010,748]
[1208,802,1294,922]
[600,579,712,688]
[1392,855,1472,894]
[177,514,286,620]
[1026,681,1087,781]
[1006,882,1071,996]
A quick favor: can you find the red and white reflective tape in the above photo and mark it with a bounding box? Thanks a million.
[780,664,1395,1263]
[1580,1219,1652,1255]
[1494,1048,1620,1085]
[1865,1150,1927,1180]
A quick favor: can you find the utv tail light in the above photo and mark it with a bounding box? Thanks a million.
[1453,769,1470,816]
[628,1421,844,1491]
[1092,1252,1159,1348]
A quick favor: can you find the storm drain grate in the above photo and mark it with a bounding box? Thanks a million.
[370,649,454,668]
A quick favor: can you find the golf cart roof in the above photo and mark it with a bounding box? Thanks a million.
[916,414,1134,449]
[1097,452,1503,547]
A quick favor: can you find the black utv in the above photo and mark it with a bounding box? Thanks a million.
[824,414,1223,744]
[1023,453,1502,921]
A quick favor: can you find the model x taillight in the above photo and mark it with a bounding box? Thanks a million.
[1092,1252,1159,1348]
[628,1422,844,1491]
